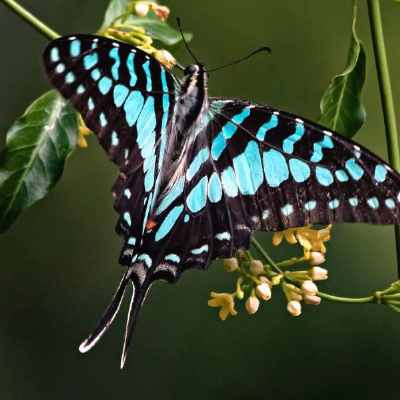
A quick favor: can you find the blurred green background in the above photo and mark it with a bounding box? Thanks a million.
[1,0,400,399]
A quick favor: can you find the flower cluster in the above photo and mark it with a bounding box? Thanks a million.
[208,226,330,320]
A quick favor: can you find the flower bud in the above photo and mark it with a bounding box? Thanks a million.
[304,294,321,305]
[223,258,238,272]
[152,4,170,20]
[309,266,328,281]
[256,283,271,301]
[134,2,150,17]
[259,276,272,288]
[249,260,263,275]
[154,49,176,68]
[301,280,318,295]
[290,291,302,301]
[287,300,301,316]
[309,251,325,265]
[246,296,260,314]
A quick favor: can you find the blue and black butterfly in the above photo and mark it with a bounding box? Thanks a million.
[43,34,400,367]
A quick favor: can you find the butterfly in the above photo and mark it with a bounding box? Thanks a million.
[43,34,400,367]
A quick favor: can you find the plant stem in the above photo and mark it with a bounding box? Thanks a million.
[367,0,400,278]
[317,291,374,304]
[1,0,59,40]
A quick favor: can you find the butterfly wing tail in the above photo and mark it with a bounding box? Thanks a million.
[79,269,131,354]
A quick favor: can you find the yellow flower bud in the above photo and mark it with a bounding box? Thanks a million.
[309,252,325,265]
[249,260,263,275]
[287,300,301,316]
[304,294,321,305]
[134,2,150,17]
[154,49,176,68]
[256,283,271,301]
[246,296,260,314]
[309,266,328,281]
[301,280,318,295]
[290,291,302,301]
[223,258,238,272]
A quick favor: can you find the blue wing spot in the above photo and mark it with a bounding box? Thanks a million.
[98,76,112,95]
[65,72,75,84]
[131,254,138,263]
[355,151,361,158]
[374,164,387,183]
[70,39,81,57]
[216,232,231,241]
[109,47,120,80]
[144,160,155,192]
[156,176,185,215]
[289,158,310,183]
[155,205,184,242]
[91,68,101,81]
[142,192,153,234]
[231,107,251,125]
[256,114,278,141]
[208,172,222,203]
[77,85,85,94]
[345,158,364,180]
[124,189,131,199]
[262,210,270,219]
[143,152,155,172]
[165,254,180,263]
[282,204,293,216]
[83,53,98,70]
[211,132,226,161]
[50,47,60,62]
[221,167,238,197]
[138,254,152,268]
[385,199,395,209]
[126,53,137,86]
[142,60,152,91]
[88,97,94,110]
[128,237,136,246]
[184,214,190,223]
[99,113,107,127]
[335,169,349,182]
[263,149,289,187]
[186,147,210,181]
[55,63,65,73]
[282,123,305,154]
[315,166,334,186]
[187,176,208,213]
[113,84,129,107]
[140,130,155,158]
[191,245,209,255]
[367,197,379,209]
[162,94,169,112]
[161,69,168,92]
[310,135,334,162]
[137,96,156,146]
[124,91,144,126]
[349,197,358,207]
[329,199,339,209]
[233,141,263,195]
[305,201,316,211]
[123,212,131,226]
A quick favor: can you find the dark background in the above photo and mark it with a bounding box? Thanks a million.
[1,0,400,399]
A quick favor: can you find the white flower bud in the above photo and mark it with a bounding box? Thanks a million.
[287,300,301,316]
[249,260,263,275]
[301,280,318,295]
[309,251,325,265]
[259,276,272,288]
[309,266,328,281]
[290,291,302,301]
[246,296,260,314]
[304,294,321,305]
[256,283,271,301]
[223,257,238,272]
[153,5,170,21]
[134,2,150,17]
[154,49,176,68]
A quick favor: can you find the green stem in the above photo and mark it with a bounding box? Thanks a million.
[367,0,400,277]
[251,237,284,275]
[1,0,59,40]
[317,291,374,304]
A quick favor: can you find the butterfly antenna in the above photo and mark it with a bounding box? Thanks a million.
[206,46,271,73]
[177,17,200,65]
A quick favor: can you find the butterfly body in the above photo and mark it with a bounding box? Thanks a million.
[43,35,400,367]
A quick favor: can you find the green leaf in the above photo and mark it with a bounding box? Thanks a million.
[0,91,78,234]
[100,0,192,46]
[317,1,366,138]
